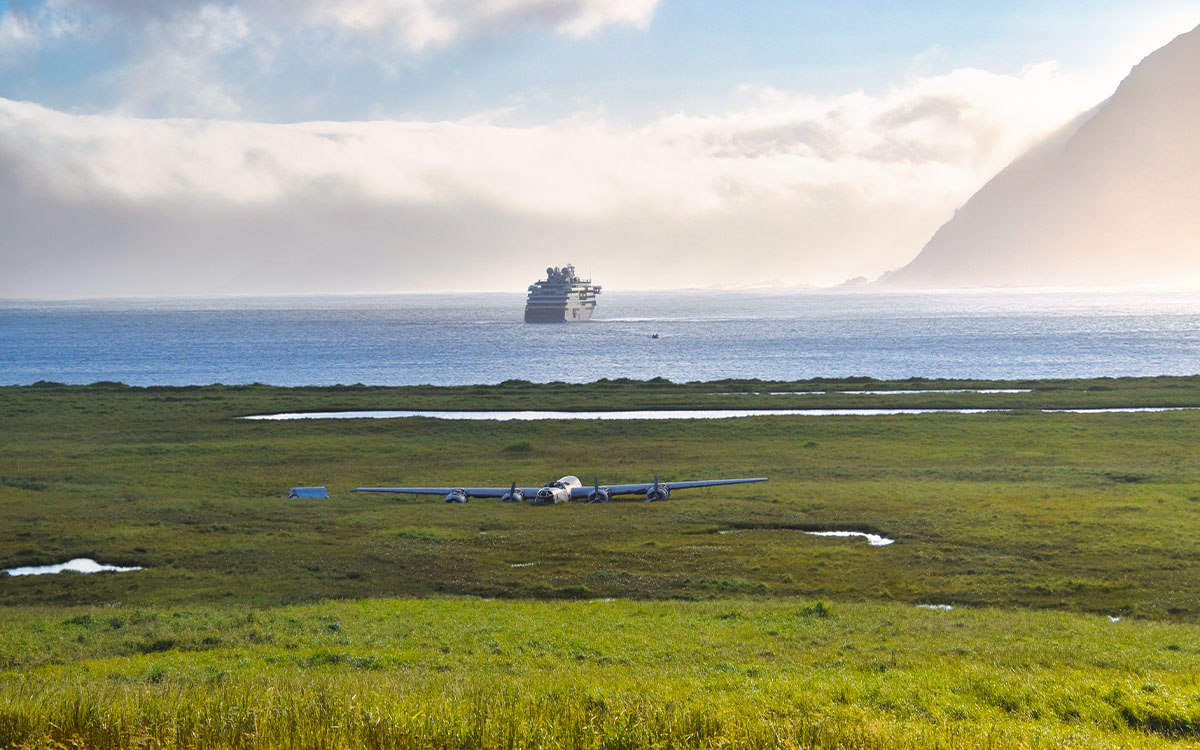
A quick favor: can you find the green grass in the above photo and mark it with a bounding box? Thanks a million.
[3,380,1200,614]
[3,378,1200,747]
[3,598,1200,749]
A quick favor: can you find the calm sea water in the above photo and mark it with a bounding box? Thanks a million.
[2,289,1199,386]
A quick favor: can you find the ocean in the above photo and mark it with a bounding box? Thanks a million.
[2,289,1199,387]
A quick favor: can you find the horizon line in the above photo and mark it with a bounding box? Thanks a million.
[5,282,1200,304]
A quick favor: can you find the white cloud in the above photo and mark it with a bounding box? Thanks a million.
[27,0,658,55]
[1,0,660,117]
[2,65,1088,206]
[103,5,257,119]
[0,63,1096,295]
[0,5,81,57]
[257,0,659,50]
[551,0,657,37]
[0,12,36,53]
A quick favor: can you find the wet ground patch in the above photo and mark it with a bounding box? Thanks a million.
[5,558,143,576]
[717,522,895,545]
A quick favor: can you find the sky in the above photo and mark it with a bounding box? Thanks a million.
[1,0,1198,298]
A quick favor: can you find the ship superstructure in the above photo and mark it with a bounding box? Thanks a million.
[524,264,601,323]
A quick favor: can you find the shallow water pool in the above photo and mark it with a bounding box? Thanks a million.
[6,558,143,576]
[242,407,1200,421]
[242,408,1003,421]
[804,531,895,546]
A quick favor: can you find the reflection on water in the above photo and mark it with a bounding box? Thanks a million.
[828,389,1031,395]
[1044,407,1198,413]
[804,531,895,546]
[243,408,1002,421]
[758,389,1033,395]
[243,407,1200,421]
[6,558,143,576]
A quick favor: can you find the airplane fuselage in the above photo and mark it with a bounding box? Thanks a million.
[535,475,581,504]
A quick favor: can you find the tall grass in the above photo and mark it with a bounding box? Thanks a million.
[2,599,1199,748]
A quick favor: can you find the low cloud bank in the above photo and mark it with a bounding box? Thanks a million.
[0,62,1093,297]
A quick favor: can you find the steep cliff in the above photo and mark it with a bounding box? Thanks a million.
[882,24,1200,287]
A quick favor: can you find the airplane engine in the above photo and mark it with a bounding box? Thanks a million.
[445,489,469,503]
[501,489,526,503]
[586,487,612,503]
[645,486,670,502]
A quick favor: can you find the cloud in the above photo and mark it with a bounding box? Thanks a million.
[105,5,261,119]
[3,64,1088,207]
[0,12,36,54]
[0,3,81,58]
[25,0,659,54]
[0,62,1095,296]
[1,0,660,117]
[263,0,658,48]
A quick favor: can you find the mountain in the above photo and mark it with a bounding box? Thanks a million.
[882,24,1200,288]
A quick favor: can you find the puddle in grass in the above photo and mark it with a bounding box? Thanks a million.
[708,389,1032,396]
[771,389,1033,396]
[918,604,953,610]
[841,389,1032,395]
[244,408,1004,420]
[1044,407,1200,413]
[243,406,1200,421]
[715,526,893,544]
[805,531,895,546]
[6,558,143,576]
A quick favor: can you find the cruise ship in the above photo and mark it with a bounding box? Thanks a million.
[524,264,601,323]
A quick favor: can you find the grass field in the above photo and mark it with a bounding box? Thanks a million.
[2,378,1200,747]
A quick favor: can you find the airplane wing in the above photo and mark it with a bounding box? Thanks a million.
[355,477,770,501]
[353,486,541,497]
[577,477,770,498]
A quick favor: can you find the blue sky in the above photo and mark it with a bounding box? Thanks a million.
[0,0,1197,297]
[3,0,1196,121]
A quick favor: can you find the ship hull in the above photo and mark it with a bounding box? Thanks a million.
[524,304,595,323]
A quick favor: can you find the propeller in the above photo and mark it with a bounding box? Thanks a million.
[645,473,670,502]
[502,481,526,503]
[587,476,610,504]
[645,473,658,503]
